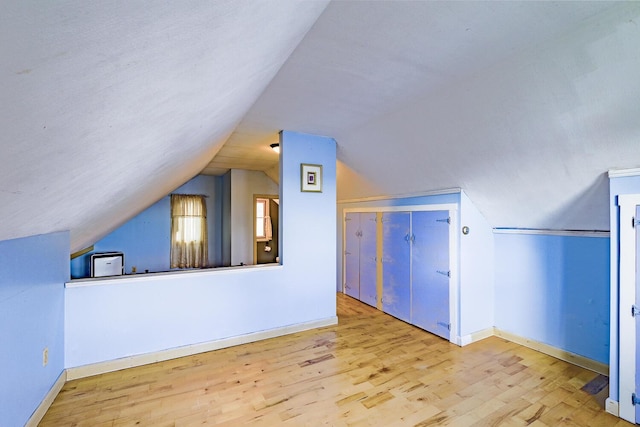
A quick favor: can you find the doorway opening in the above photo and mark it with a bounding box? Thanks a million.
[254,194,279,264]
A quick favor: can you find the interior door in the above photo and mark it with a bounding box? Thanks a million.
[359,213,378,307]
[411,210,450,339]
[636,205,640,423]
[618,194,640,423]
[344,213,360,299]
[382,211,411,322]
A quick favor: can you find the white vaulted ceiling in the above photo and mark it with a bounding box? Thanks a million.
[2,1,640,251]
[0,0,328,251]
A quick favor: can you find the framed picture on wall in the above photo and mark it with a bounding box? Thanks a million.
[301,163,323,192]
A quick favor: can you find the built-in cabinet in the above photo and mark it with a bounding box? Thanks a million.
[381,211,411,322]
[344,206,453,340]
[382,210,450,339]
[344,212,377,307]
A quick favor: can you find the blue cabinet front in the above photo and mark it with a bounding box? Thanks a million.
[359,213,378,307]
[382,212,411,323]
[411,210,450,340]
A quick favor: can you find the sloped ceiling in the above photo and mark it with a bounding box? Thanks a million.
[2,1,640,253]
[0,1,328,251]
[229,0,640,231]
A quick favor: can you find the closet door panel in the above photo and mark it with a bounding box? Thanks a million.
[382,212,411,322]
[359,213,378,307]
[344,213,360,299]
[411,210,450,339]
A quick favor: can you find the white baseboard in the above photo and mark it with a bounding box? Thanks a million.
[459,327,495,346]
[67,316,338,380]
[605,398,619,417]
[26,370,67,427]
[451,328,608,378]
[494,329,609,376]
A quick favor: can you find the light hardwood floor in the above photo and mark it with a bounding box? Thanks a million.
[40,294,631,426]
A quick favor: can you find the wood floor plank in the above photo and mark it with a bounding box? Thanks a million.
[40,294,631,426]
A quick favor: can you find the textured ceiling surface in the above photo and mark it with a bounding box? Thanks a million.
[2,1,639,252]
[0,0,328,251]
[228,0,640,231]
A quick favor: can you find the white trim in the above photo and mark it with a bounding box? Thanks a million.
[455,327,610,375]
[606,398,620,417]
[341,211,348,295]
[26,370,66,427]
[66,264,284,288]
[449,209,459,346]
[608,168,640,178]
[459,327,495,346]
[493,228,609,238]
[66,316,337,380]
[343,203,458,214]
[338,188,461,204]
[616,194,640,423]
[494,329,609,376]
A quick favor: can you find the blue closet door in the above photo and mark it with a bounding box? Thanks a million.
[411,210,450,339]
[344,212,360,299]
[382,212,411,322]
[359,213,378,307]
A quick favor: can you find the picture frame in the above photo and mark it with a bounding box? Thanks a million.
[300,163,323,193]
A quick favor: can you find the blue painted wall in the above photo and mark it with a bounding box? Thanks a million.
[0,231,69,426]
[71,174,223,278]
[494,232,610,364]
[65,131,337,368]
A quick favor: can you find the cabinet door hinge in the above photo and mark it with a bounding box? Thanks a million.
[436,270,451,278]
[437,321,451,331]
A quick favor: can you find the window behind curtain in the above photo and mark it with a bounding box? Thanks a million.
[170,194,208,269]
[255,198,272,242]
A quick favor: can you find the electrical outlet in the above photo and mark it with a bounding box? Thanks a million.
[131,266,137,274]
[43,347,48,366]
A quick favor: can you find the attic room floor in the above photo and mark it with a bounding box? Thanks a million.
[40,294,630,427]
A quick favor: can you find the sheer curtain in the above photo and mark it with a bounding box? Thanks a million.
[264,215,273,241]
[170,194,208,269]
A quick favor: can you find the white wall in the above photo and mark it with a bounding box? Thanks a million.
[459,190,495,338]
[65,131,337,369]
[230,169,278,266]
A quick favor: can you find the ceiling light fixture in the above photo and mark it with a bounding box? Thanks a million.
[270,143,280,153]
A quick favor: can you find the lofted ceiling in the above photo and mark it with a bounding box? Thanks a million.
[215,0,640,231]
[0,0,328,251]
[1,1,640,252]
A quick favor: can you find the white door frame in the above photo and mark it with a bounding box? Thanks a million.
[617,194,640,423]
